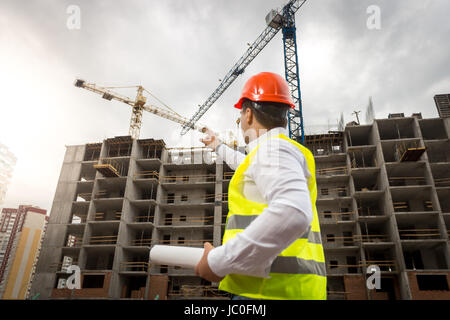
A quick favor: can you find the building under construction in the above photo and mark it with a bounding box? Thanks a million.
[30,113,450,300]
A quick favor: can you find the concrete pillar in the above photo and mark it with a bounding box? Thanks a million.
[213,163,224,248]
[30,144,85,299]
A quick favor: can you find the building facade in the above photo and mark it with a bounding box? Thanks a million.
[30,115,450,300]
[0,205,48,299]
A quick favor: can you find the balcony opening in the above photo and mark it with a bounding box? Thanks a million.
[425,140,450,163]
[346,256,358,273]
[346,125,373,146]
[120,275,148,299]
[83,274,105,288]
[105,137,133,157]
[349,147,377,168]
[162,235,171,245]
[304,132,344,156]
[419,119,448,140]
[165,213,173,226]
[138,138,165,159]
[84,143,101,161]
[85,250,114,270]
[377,118,416,140]
[387,162,427,187]
[416,274,449,291]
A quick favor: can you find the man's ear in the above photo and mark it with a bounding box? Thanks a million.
[246,107,253,126]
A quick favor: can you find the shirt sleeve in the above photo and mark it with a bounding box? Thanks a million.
[208,139,314,278]
[215,143,246,170]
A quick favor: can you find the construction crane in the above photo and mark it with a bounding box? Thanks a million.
[74,79,204,139]
[180,0,307,144]
[74,79,238,147]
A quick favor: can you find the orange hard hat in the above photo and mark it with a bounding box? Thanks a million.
[234,72,295,109]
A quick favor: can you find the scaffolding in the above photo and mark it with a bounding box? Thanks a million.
[161,193,226,204]
[388,176,426,186]
[319,211,355,222]
[394,141,426,162]
[304,132,344,156]
[94,158,127,177]
[319,186,349,197]
[89,235,118,245]
[159,173,216,184]
[94,211,122,221]
[349,148,377,168]
[119,262,150,272]
[324,234,389,244]
[77,193,92,201]
[398,228,441,240]
[135,215,154,223]
[435,177,450,187]
[317,166,348,176]
[84,143,102,161]
[134,170,159,180]
[168,285,229,298]
[105,136,133,157]
[138,138,165,159]
[161,215,214,225]
[223,172,234,180]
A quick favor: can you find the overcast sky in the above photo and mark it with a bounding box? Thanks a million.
[0,0,449,212]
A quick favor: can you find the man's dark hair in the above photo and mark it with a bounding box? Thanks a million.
[242,99,291,129]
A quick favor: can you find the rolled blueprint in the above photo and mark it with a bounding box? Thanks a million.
[150,245,204,269]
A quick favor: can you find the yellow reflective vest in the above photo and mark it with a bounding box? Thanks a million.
[219,133,327,300]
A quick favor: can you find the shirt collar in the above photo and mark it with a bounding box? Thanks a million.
[245,127,288,154]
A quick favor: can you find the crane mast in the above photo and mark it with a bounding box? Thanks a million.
[282,0,305,143]
[180,0,307,143]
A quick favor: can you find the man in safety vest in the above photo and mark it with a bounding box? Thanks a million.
[195,72,326,300]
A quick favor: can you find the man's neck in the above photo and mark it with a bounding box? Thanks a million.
[245,126,272,144]
[245,127,287,152]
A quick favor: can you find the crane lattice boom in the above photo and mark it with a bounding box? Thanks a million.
[74,79,205,139]
[180,0,307,143]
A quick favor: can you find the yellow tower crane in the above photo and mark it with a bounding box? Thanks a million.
[74,79,207,139]
[74,79,237,148]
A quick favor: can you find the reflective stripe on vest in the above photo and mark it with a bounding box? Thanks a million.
[218,133,327,300]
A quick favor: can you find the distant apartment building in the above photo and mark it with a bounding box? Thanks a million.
[0,205,48,299]
[0,143,17,205]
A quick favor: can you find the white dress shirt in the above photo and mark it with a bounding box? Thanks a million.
[207,127,314,279]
